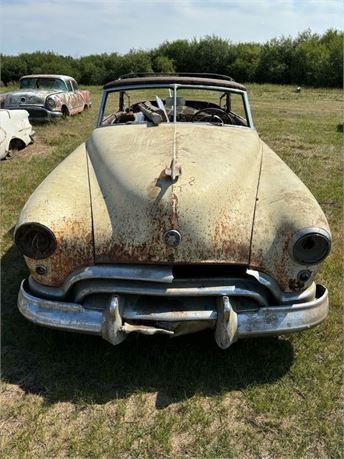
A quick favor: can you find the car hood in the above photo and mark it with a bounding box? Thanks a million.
[86,123,262,265]
[3,89,56,106]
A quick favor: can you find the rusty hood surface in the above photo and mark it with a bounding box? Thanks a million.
[86,124,262,265]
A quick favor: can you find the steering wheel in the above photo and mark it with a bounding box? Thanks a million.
[191,107,235,124]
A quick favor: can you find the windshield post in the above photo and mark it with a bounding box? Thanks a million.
[172,84,177,123]
[97,90,107,127]
[243,92,254,128]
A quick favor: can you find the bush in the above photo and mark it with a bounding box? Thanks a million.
[1,29,342,87]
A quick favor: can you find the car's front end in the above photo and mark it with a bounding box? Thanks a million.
[17,262,329,349]
[14,75,331,349]
[2,91,63,122]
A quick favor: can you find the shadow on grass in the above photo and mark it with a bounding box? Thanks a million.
[1,244,294,409]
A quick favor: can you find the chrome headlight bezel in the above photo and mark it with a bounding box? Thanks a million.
[46,96,56,110]
[14,223,57,259]
[291,227,331,265]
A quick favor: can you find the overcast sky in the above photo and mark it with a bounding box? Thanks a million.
[1,0,342,56]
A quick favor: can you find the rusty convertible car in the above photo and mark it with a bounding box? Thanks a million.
[15,73,331,349]
[0,74,91,122]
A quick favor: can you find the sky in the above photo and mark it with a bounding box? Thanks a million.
[1,0,342,56]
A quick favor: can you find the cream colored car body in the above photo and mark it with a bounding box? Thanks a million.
[15,75,331,349]
[0,109,34,159]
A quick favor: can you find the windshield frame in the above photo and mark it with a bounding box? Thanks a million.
[96,83,254,128]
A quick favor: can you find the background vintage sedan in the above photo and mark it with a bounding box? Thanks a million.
[14,73,331,349]
[0,74,92,122]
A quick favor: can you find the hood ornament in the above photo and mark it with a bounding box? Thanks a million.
[165,158,182,182]
[164,229,181,247]
[165,125,181,182]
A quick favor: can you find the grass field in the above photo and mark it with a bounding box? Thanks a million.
[1,84,342,458]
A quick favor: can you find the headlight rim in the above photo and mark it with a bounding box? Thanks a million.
[46,96,56,110]
[14,222,57,260]
[291,227,331,266]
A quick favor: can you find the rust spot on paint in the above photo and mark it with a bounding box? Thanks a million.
[213,218,250,263]
[26,219,94,287]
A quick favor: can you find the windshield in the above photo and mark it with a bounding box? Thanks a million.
[20,78,68,91]
[100,85,249,127]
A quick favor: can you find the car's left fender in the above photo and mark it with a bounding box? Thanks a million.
[15,143,94,286]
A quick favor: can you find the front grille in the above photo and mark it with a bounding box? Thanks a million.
[27,108,47,118]
[28,264,276,308]
[172,264,247,279]
[71,276,271,311]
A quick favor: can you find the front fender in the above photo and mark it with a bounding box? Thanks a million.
[15,143,94,287]
[249,142,330,292]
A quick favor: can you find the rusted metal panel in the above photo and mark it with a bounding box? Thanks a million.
[249,142,330,292]
[87,123,262,265]
[16,123,331,295]
[16,143,94,286]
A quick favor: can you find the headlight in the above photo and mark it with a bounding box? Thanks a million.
[15,223,57,259]
[292,228,331,265]
[46,97,56,110]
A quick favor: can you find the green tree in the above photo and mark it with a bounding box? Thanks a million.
[1,56,28,84]
[1,29,342,87]
[152,55,175,73]
[230,43,262,82]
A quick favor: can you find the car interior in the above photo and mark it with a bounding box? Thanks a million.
[102,88,248,127]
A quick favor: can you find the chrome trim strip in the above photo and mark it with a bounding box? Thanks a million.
[246,269,281,300]
[243,92,254,128]
[29,264,174,299]
[291,226,332,243]
[123,308,216,322]
[73,281,268,306]
[246,269,317,303]
[173,84,177,123]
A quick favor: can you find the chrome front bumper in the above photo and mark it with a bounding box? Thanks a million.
[18,278,329,349]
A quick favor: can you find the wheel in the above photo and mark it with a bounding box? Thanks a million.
[6,138,25,159]
[61,106,69,118]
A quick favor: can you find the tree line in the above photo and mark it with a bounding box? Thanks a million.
[1,29,342,87]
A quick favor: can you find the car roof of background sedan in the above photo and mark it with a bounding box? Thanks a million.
[104,75,247,91]
[19,75,74,81]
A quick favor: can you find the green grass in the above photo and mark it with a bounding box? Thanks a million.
[1,84,342,458]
